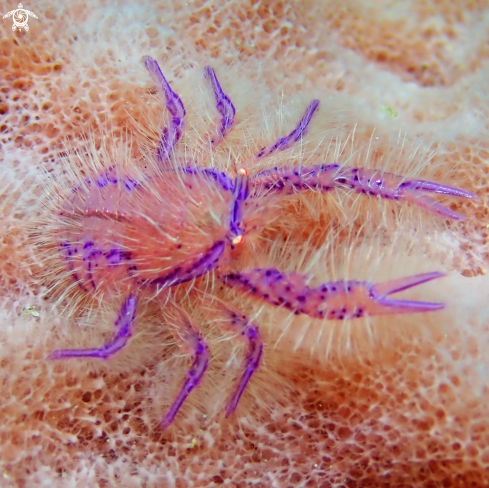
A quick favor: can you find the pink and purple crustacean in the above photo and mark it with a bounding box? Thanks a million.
[47,55,475,430]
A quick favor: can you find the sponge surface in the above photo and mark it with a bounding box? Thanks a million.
[1,1,489,487]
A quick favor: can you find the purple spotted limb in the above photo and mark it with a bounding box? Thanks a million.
[212,304,263,417]
[147,241,226,289]
[256,99,320,158]
[229,168,250,244]
[247,96,475,219]
[250,164,475,220]
[48,294,138,360]
[142,56,186,162]
[204,66,236,142]
[181,167,235,192]
[161,309,209,430]
[222,270,445,319]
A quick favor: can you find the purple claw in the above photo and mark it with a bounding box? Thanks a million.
[222,269,445,319]
[397,179,476,220]
[249,165,475,220]
[331,168,476,220]
[370,272,445,314]
[401,179,476,199]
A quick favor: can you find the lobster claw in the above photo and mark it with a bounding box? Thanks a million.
[398,179,476,220]
[369,272,445,314]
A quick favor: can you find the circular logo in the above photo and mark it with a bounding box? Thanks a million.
[3,3,38,32]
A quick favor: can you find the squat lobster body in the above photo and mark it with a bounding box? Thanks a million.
[58,170,232,295]
[46,56,475,430]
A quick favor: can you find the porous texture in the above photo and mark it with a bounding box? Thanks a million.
[1,1,489,487]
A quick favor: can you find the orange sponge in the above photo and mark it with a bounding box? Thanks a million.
[1,1,489,487]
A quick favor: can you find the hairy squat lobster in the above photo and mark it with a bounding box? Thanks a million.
[46,56,474,429]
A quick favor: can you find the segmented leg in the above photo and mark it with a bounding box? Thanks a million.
[256,99,320,158]
[142,56,186,162]
[211,303,263,417]
[180,166,234,192]
[222,269,445,318]
[204,66,236,142]
[161,307,209,430]
[147,241,226,289]
[229,168,250,245]
[249,164,475,219]
[48,294,138,359]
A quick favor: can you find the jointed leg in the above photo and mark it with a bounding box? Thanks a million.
[249,164,475,220]
[48,294,138,360]
[161,307,209,429]
[162,300,262,425]
[147,240,226,289]
[204,66,236,142]
[143,56,186,162]
[179,167,234,192]
[256,99,320,158]
[228,168,250,244]
[222,269,445,319]
[211,303,263,417]
[245,96,474,219]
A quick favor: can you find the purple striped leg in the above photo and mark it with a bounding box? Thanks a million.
[229,168,250,245]
[249,164,476,220]
[204,66,236,142]
[256,99,320,158]
[161,308,209,430]
[180,167,234,192]
[143,56,186,162]
[147,241,226,289]
[48,294,138,360]
[222,269,445,319]
[213,305,263,417]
